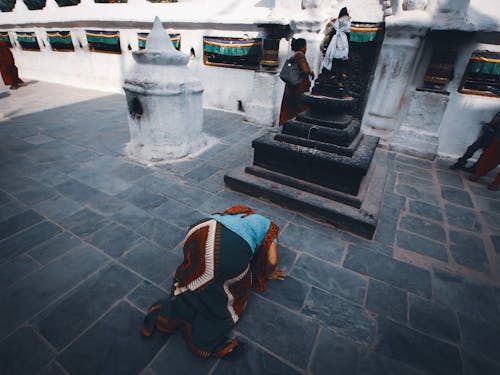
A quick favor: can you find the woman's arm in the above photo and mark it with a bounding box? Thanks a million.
[264,242,286,280]
[295,52,315,81]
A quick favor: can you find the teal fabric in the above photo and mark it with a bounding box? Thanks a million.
[209,213,274,253]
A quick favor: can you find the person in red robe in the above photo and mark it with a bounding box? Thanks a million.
[0,40,24,90]
[469,125,500,191]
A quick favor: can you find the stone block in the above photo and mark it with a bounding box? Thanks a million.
[491,235,500,254]
[441,186,473,208]
[137,218,184,249]
[35,264,141,350]
[396,230,448,261]
[0,327,54,375]
[375,318,462,375]
[291,254,367,304]
[260,275,309,311]
[13,185,56,205]
[110,162,152,182]
[459,314,500,362]
[344,244,432,298]
[400,215,446,243]
[111,204,153,230]
[409,294,460,343]
[58,302,165,375]
[33,194,82,222]
[0,254,40,292]
[88,223,144,258]
[274,132,362,156]
[117,185,167,211]
[237,294,319,369]
[357,351,427,375]
[63,208,108,238]
[462,350,500,375]
[366,279,407,322]
[308,328,358,375]
[409,200,443,222]
[0,209,44,241]
[28,232,81,265]
[303,287,376,343]
[449,230,488,272]
[126,281,167,312]
[445,204,482,232]
[437,170,464,188]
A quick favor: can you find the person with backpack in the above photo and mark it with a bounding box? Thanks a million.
[278,38,314,125]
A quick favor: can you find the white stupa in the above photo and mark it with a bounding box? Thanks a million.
[123,16,208,162]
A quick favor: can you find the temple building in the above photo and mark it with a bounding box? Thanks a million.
[0,0,499,160]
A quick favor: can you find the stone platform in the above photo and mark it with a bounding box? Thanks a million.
[225,93,385,238]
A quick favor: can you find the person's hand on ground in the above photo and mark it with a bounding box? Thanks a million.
[268,268,286,280]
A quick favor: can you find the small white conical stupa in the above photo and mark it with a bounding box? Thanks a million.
[123,17,208,162]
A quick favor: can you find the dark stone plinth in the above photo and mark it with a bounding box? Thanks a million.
[224,89,384,238]
[252,132,378,196]
[282,118,360,146]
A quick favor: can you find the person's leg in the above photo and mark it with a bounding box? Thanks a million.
[470,138,500,181]
[450,135,487,169]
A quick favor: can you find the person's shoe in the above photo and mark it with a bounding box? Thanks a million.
[10,84,19,90]
[463,165,476,173]
[488,184,499,191]
[450,161,465,170]
[469,175,480,182]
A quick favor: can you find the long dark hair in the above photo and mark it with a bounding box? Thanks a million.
[291,38,306,52]
[339,7,349,18]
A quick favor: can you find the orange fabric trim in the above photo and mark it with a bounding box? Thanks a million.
[214,205,255,218]
[140,326,152,337]
[253,221,279,292]
[215,339,238,358]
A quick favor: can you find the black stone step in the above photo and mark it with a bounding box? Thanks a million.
[300,93,358,111]
[251,132,379,195]
[224,161,388,239]
[274,132,363,156]
[245,165,363,208]
[297,110,352,129]
[282,119,361,147]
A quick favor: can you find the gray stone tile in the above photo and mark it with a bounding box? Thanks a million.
[58,302,166,375]
[33,194,82,222]
[302,287,376,343]
[121,241,181,284]
[212,334,301,375]
[409,294,460,343]
[395,162,434,180]
[398,173,433,188]
[70,166,132,195]
[117,185,167,211]
[395,184,438,205]
[0,327,55,375]
[0,209,44,241]
[164,182,215,210]
[132,173,173,195]
[396,230,448,262]
[366,279,407,322]
[85,190,127,216]
[13,184,57,205]
[441,186,473,207]
[137,218,185,249]
[237,294,319,369]
[0,243,108,340]
[308,328,358,375]
[153,198,206,231]
[449,230,488,272]
[126,281,167,312]
[63,208,108,238]
[276,245,298,273]
[375,318,462,375]
[445,203,482,232]
[35,264,141,350]
[344,244,432,298]
[192,169,226,194]
[437,170,464,188]
[37,361,67,375]
[341,232,393,256]
[291,254,367,304]
[0,254,40,292]
[491,235,500,254]
[357,351,428,375]
[373,204,400,246]
[409,200,443,222]
[28,232,82,265]
[183,162,220,182]
[481,210,500,230]
[198,190,253,215]
[22,134,55,145]
[0,190,11,205]
[260,275,309,311]
[87,222,143,258]
[469,184,500,201]
[110,162,151,182]
[459,314,500,362]
[111,203,152,231]
[432,269,500,326]
[462,350,500,375]
[474,195,500,215]
[55,178,100,203]
[395,154,433,169]
[280,222,344,263]
[0,220,62,262]
[0,171,37,193]
[400,215,446,243]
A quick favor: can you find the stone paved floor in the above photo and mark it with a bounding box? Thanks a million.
[1,81,500,375]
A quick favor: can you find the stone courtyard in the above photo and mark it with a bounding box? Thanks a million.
[1,81,499,375]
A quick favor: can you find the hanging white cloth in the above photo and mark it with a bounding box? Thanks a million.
[321,16,351,71]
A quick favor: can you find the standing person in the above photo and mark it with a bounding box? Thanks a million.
[0,40,24,90]
[320,7,351,92]
[278,38,314,125]
[469,126,500,191]
[450,110,500,171]
[141,206,285,358]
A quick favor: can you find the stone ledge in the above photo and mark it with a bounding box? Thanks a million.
[224,161,387,239]
[282,118,360,146]
[274,132,362,156]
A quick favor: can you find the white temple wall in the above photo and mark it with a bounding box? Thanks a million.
[437,42,500,159]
